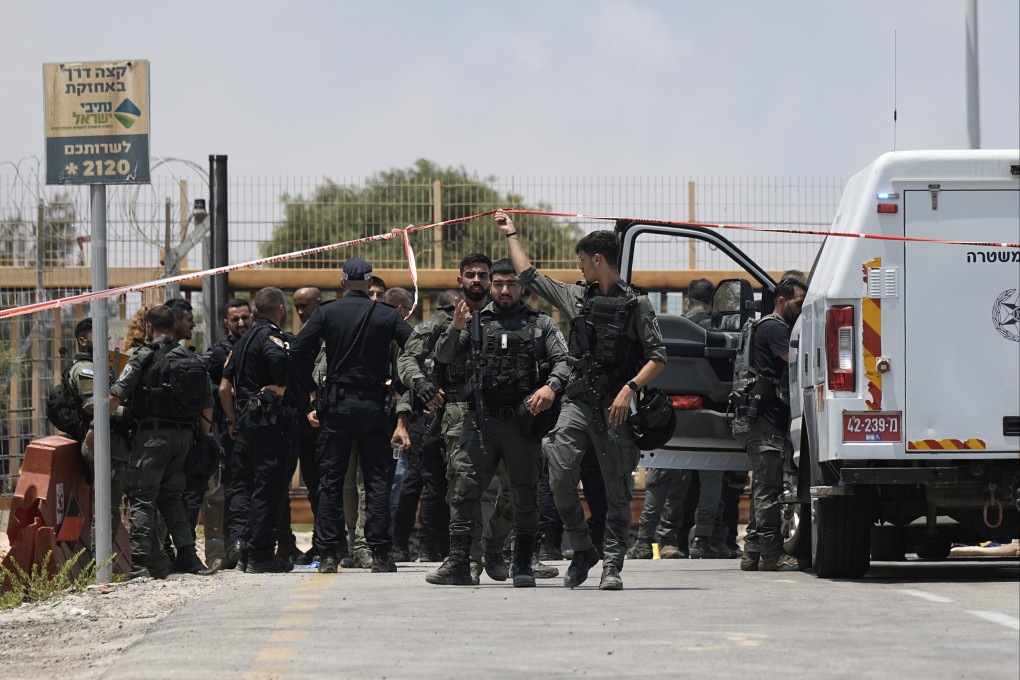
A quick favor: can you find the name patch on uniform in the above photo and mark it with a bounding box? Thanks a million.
[80,368,94,377]
[651,317,662,340]
[269,336,285,348]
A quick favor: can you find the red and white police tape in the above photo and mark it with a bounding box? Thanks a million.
[0,208,1016,322]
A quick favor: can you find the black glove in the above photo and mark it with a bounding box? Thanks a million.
[414,378,440,403]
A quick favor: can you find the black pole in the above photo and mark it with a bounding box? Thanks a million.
[209,155,229,344]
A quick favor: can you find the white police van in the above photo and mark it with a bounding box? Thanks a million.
[617,150,1020,578]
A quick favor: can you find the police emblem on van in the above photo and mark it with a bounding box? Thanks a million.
[993,288,1019,342]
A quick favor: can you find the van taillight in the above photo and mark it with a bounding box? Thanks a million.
[826,306,855,391]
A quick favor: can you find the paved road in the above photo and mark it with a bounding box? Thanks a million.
[106,557,1018,679]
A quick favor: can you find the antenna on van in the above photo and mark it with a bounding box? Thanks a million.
[892,30,898,151]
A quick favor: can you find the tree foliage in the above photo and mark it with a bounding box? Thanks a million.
[261,159,582,269]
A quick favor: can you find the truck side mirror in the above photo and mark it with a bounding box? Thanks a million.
[711,278,753,330]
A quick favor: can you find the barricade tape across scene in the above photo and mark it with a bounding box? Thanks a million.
[1,208,1017,322]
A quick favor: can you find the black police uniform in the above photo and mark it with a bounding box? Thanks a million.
[223,317,290,569]
[289,290,412,564]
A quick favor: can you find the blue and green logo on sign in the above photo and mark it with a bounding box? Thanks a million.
[114,99,142,129]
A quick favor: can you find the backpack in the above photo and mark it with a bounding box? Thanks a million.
[137,344,210,418]
[728,314,786,446]
[46,361,88,441]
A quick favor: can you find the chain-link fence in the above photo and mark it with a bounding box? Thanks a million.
[0,157,846,490]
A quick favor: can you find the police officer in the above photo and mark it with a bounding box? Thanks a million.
[109,305,215,579]
[290,257,412,574]
[739,276,807,572]
[395,257,516,583]
[202,298,252,570]
[72,318,131,541]
[219,287,294,574]
[426,259,571,587]
[499,211,666,591]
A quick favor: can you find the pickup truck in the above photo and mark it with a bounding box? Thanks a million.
[618,150,1020,578]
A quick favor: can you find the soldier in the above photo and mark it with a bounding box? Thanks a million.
[290,257,412,574]
[219,287,294,574]
[108,305,215,579]
[395,257,516,583]
[425,259,571,587]
[739,276,807,572]
[499,210,666,590]
[202,298,252,570]
[73,318,131,541]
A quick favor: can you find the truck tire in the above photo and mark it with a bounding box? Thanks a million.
[811,491,872,578]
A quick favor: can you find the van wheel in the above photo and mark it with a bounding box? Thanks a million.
[782,455,812,566]
[811,489,873,578]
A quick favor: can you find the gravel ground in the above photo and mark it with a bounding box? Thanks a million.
[0,527,313,680]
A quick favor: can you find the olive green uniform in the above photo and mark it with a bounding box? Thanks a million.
[397,306,513,561]
[434,302,571,541]
[68,354,131,539]
[517,267,666,571]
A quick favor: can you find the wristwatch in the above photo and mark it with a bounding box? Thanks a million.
[626,380,640,392]
[546,378,563,395]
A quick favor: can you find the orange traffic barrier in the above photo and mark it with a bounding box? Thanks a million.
[1,436,130,588]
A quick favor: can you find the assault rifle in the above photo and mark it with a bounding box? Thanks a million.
[563,316,609,433]
[468,311,487,441]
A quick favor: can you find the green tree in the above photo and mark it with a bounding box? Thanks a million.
[261,159,582,269]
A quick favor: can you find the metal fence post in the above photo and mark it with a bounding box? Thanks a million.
[687,180,697,270]
[432,179,443,269]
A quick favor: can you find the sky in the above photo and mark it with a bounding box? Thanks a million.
[1,1,1018,180]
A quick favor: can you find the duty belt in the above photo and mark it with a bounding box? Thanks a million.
[480,404,517,421]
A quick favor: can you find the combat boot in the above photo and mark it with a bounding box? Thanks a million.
[469,561,482,585]
[291,548,319,566]
[563,545,601,588]
[659,543,686,559]
[689,537,717,559]
[484,551,509,582]
[172,545,216,576]
[626,540,654,560]
[760,554,801,572]
[740,550,760,572]
[235,546,249,574]
[511,534,536,588]
[389,546,411,563]
[710,541,741,559]
[531,537,559,578]
[318,549,339,574]
[372,550,398,573]
[598,564,623,591]
[212,540,242,571]
[275,536,301,564]
[248,556,295,574]
[126,554,151,581]
[426,535,473,586]
[538,533,563,562]
[417,543,443,563]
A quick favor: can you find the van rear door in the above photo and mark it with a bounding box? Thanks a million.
[903,188,1020,454]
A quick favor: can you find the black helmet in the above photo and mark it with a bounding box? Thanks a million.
[516,395,561,443]
[630,388,676,451]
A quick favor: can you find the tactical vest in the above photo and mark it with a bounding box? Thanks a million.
[570,290,643,393]
[731,313,789,404]
[434,310,469,389]
[474,308,545,405]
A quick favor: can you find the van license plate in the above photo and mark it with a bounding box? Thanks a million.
[843,412,902,442]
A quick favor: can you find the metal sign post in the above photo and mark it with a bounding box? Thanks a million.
[44,59,150,584]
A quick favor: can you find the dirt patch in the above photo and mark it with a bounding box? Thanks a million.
[0,573,221,680]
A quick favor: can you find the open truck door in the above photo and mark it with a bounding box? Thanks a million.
[616,220,776,471]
